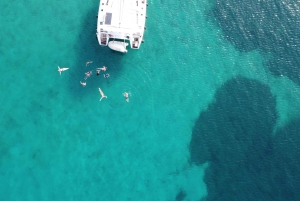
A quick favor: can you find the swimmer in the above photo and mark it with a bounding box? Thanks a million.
[84,71,92,80]
[58,66,69,75]
[123,92,129,102]
[86,61,93,67]
[98,66,107,71]
[80,81,86,87]
[99,88,107,101]
[104,73,110,78]
[96,69,101,76]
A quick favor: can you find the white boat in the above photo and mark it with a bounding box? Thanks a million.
[108,41,128,53]
[96,0,147,53]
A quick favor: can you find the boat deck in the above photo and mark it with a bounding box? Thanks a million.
[96,0,147,50]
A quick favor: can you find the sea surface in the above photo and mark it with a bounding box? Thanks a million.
[1,0,300,200]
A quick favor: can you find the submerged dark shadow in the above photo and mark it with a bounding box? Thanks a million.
[272,120,300,199]
[190,77,300,200]
[68,7,124,99]
[190,77,277,165]
[212,0,300,85]
[175,189,186,201]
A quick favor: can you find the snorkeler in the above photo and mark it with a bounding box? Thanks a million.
[99,66,107,71]
[80,81,86,87]
[57,66,69,75]
[96,69,101,76]
[86,61,93,67]
[84,71,92,80]
[123,92,129,102]
[99,88,107,101]
[104,73,110,78]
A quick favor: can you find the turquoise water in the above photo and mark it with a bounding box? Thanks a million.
[1,0,300,200]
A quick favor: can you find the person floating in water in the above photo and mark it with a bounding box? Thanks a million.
[98,66,107,71]
[97,66,107,75]
[96,69,101,76]
[104,73,110,79]
[86,61,93,67]
[99,88,107,101]
[57,66,69,75]
[84,71,92,80]
[123,92,129,102]
[80,81,86,87]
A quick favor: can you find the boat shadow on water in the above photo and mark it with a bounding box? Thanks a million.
[68,8,125,100]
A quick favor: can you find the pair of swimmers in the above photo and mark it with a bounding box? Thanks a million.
[99,89,129,102]
[86,60,106,72]
[79,86,128,102]
[96,66,107,75]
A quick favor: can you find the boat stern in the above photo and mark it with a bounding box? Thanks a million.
[108,41,128,53]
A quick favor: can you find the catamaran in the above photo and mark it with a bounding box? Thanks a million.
[96,0,147,53]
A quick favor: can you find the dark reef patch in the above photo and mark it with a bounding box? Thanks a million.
[190,78,300,201]
[271,120,300,199]
[190,77,277,166]
[190,77,300,200]
[213,0,300,85]
[175,189,186,201]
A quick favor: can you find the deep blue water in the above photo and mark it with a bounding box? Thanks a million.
[213,0,300,85]
[190,77,300,200]
[189,0,300,200]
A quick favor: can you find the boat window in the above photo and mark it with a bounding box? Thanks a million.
[105,13,112,25]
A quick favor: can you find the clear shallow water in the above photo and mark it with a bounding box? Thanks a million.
[1,0,300,200]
